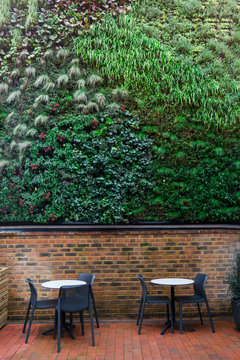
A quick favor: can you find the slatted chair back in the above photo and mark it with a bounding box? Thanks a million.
[58,284,89,312]
[194,273,208,299]
[136,274,147,300]
[25,278,37,306]
[77,273,95,287]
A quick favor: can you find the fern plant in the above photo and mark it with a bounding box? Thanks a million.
[0,83,9,94]
[57,74,69,86]
[87,74,103,86]
[18,141,32,154]
[34,74,50,87]
[25,0,40,29]
[43,82,55,91]
[34,94,49,104]
[95,93,106,106]
[34,115,49,126]
[112,87,128,100]
[6,90,21,103]
[77,79,86,89]
[0,160,9,171]
[68,66,81,78]
[86,102,99,113]
[13,124,27,136]
[25,67,36,77]
[74,90,87,103]
[0,0,11,25]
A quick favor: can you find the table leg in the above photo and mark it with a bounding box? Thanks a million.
[172,286,195,333]
[171,286,175,324]
[160,286,175,335]
[160,285,195,334]
[41,312,75,339]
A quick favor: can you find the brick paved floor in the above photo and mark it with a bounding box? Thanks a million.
[0,320,240,359]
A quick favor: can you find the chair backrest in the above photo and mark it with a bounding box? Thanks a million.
[77,273,95,286]
[59,284,89,312]
[194,273,208,298]
[25,278,37,306]
[136,274,147,299]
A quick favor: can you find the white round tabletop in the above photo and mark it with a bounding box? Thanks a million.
[151,278,194,286]
[41,280,86,289]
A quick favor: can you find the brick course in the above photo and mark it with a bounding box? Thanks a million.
[0,229,239,321]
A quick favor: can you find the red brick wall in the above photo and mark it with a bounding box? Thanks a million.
[0,230,239,321]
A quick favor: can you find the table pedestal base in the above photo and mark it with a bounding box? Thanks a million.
[161,321,195,335]
[41,314,75,339]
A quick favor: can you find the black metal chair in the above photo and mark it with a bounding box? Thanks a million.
[175,273,215,334]
[136,274,173,335]
[23,278,58,344]
[56,284,95,353]
[77,273,99,328]
[69,273,99,329]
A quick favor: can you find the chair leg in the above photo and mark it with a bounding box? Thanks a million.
[61,312,64,338]
[197,303,203,324]
[25,305,35,344]
[91,293,99,328]
[70,313,73,330]
[23,301,31,333]
[53,309,57,340]
[169,302,174,334]
[79,311,84,335]
[166,303,170,323]
[179,302,183,334]
[137,299,143,325]
[57,307,61,353]
[89,302,95,346]
[138,300,146,335]
[205,299,215,333]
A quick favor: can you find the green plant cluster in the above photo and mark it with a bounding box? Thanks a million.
[0,0,131,76]
[148,119,240,222]
[0,50,153,223]
[134,0,240,82]
[0,111,153,224]
[0,0,239,224]
[75,15,240,128]
[228,254,240,302]
[133,0,240,121]
[74,10,240,223]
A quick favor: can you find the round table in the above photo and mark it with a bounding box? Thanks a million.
[41,280,86,337]
[151,278,194,334]
[42,280,86,289]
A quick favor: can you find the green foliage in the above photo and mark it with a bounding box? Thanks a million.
[0,111,153,224]
[25,0,40,29]
[75,15,240,128]
[133,0,240,114]
[0,0,239,225]
[228,254,240,302]
[0,0,132,75]
[0,49,133,164]
[0,0,11,25]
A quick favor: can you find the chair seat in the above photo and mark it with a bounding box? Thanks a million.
[175,295,204,304]
[36,299,58,309]
[146,295,170,304]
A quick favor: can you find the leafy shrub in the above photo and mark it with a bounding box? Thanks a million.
[228,253,240,302]
[0,0,239,225]
[75,14,240,128]
[0,49,130,164]
[0,0,132,76]
[0,111,153,223]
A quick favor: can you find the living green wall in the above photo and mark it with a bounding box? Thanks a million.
[0,0,239,224]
